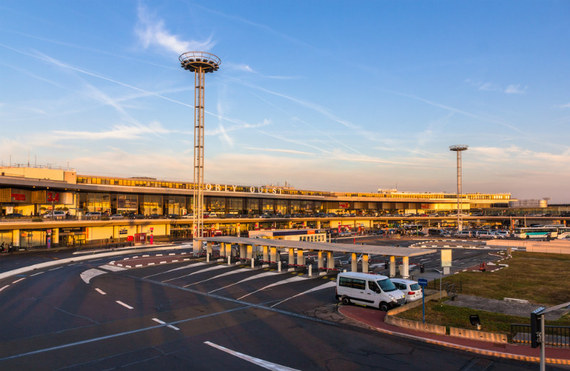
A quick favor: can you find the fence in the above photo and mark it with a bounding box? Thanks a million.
[511,323,570,347]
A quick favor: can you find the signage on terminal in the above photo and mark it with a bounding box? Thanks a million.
[205,184,283,194]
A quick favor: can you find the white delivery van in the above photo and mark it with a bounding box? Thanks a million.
[335,272,405,311]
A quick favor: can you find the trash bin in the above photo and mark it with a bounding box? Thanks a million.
[420,264,425,273]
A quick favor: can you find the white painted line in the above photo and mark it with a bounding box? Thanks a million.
[163,264,229,283]
[30,271,45,277]
[172,259,179,263]
[80,268,106,284]
[12,277,26,284]
[116,300,134,310]
[142,254,149,257]
[156,254,163,256]
[185,268,250,287]
[100,264,126,272]
[238,276,306,300]
[135,264,143,268]
[153,317,180,331]
[271,281,336,308]
[209,271,276,293]
[204,341,299,371]
[0,285,9,292]
[168,253,175,256]
[49,266,62,271]
[142,262,205,279]
[95,288,106,295]
[148,262,155,266]
[160,261,167,264]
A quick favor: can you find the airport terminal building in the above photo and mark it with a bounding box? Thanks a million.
[0,165,514,249]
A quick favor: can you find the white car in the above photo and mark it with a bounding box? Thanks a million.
[391,278,423,303]
[43,210,66,220]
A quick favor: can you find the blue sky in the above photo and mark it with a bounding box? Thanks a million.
[1,1,569,202]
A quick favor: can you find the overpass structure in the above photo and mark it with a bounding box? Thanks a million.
[198,236,436,279]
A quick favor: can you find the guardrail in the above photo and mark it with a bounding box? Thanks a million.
[511,323,570,347]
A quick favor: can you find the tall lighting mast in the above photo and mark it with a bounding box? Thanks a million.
[179,51,221,252]
[449,145,468,231]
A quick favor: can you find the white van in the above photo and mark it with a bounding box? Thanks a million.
[335,272,405,311]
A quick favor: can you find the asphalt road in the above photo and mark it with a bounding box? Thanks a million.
[0,242,552,370]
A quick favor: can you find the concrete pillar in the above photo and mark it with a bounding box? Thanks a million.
[317,251,324,271]
[246,245,253,260]
[389,255,396,277]
[327,251,334,270]
[316,221,321,229]
[297,249,305,266]
[52,228,59,245]
[12,229,20,247]
[362,254,369,273]
[402,256,409,279]
[240,244,246,260]
[270,247,277,263]
[262,245,269,263]
[288,248,295,270]
[207,242,213,257]
[351,252,357,272]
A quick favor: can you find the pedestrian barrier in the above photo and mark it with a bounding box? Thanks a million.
[385,315,447,335]
[449,326,508,344]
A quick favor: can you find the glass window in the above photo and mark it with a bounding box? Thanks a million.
[378,279,397,292]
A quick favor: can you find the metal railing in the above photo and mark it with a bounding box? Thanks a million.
[511,323,570,347]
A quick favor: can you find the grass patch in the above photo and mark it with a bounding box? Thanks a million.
[397,299,570,335]
[442,251,570,306]
[395,251,570,333]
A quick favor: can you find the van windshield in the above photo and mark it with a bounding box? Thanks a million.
[377,279,397,292]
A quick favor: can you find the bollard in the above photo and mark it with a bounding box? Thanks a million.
[207,253,210,263]
[308,264,312,277]
[251,258,254,269]
[228,255,231,266]
[278,260,282,272]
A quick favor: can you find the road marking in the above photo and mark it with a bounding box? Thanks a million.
[95,288,106,295]
[143,262,205,279]
[237,276,306,300]
[12,277,26,284]
[184,268,250,287]
[0,285,9,292]
[116,300,134,310]
[30,271,45,277]
[80,268,106,284]
[152,318,180,331]
[271,281,336,308]
[49,266,62,271]
[163,264,228,283]
[209,271,276,293]
[204,341,299,371]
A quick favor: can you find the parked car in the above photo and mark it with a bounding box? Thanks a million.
[391,278,423,303]
[109,214,125,220]
[493,230,510,239]
[43,210,67,220]
[5,213,25,218]
[476,230,496,239]
[84,212,102,219]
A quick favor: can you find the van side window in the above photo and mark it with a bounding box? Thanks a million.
[368,281,381,293]
[352,279,365,290]
[339,277,365,290]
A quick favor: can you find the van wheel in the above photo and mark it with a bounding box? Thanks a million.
[379,302,389,312]
[341,297,350,305]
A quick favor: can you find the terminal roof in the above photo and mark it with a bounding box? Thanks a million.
[198,237,436,257]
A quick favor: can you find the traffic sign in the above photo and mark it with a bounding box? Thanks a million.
[418,278,428,287]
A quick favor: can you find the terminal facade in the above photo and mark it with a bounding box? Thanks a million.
[0,165,515,249]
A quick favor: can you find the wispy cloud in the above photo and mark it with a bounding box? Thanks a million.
[465,79,528,95]
[560,103,570,109]
[245,147,314,156]
[53,122,171,140]
[135,4,215,54]
[504,84,527,95]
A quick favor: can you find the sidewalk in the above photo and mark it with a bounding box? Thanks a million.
[339,305,570,366]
